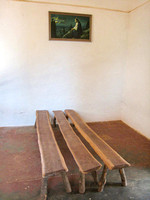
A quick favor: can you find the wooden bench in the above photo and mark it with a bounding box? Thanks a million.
[65,109,131,192]
[35,110,71,200]
[53,110,102,193]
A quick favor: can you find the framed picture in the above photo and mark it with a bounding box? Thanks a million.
[49,12,92,42]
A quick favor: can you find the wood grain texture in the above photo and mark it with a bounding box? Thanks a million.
[65,110,131,170]
[36,110,68,177]
[53,110,101,174]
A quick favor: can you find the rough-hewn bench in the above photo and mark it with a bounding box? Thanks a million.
[35,110,71,200]
[65,109,131,192]
[53,110,102,193]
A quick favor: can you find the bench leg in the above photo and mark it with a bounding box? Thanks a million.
[65,115,74,127]
[79,172,85,194]
[65,115,69,120]
[41,176,48,200]
[71,123,75,128]
[119,168,127,186]
[98,165,108,192]
[34,121,36,128]
[53,117,56,127]
[92,171,99,185]
[61,171,72,193]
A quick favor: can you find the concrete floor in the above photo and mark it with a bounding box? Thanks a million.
[48,167,150,200]
[0,121,150,200]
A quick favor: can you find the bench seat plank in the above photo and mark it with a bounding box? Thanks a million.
[36,110,68,177]
[53,110,101,174]
[65,110,130,170]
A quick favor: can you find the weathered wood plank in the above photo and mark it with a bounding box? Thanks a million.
[65,109,130,170]
[36,110,68,176]
[53,110,101,174]
[36,110,72,197]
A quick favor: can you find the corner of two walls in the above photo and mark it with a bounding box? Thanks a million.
[121,2,150,139]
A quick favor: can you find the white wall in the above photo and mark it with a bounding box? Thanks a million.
[0,0,128,126]
[121,2,150,138]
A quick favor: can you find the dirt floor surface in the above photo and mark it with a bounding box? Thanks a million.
[0,121,150,200]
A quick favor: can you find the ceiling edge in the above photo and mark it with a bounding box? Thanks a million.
[128,0,150,13]
[12,0,150,13]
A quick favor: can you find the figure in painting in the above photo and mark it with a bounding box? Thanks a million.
[71,18,82,38]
